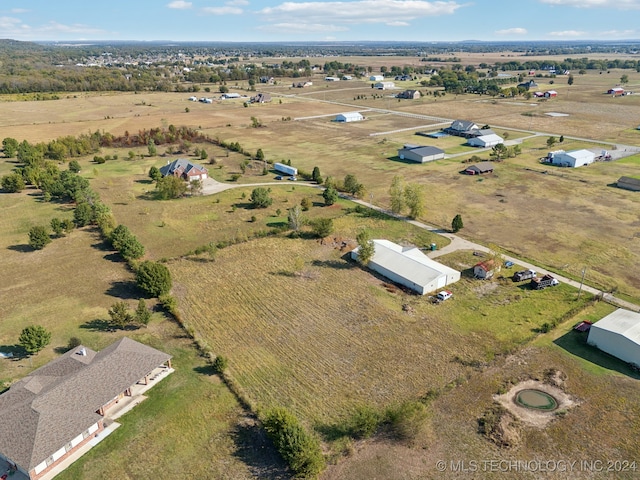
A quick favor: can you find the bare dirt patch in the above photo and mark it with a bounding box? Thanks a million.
[494,378,578,428]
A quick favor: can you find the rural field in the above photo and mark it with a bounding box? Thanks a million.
[2,49,640,479]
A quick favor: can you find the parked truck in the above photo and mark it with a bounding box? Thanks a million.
[530,274,559,290]
[274,162,298,176]
[513,269,536,282]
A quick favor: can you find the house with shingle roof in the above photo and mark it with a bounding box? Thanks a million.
[159,158,208,181]
[0,338,172,480]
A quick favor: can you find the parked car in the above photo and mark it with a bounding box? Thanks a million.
[288,176,297,181]
[435,290,453,302]
[504,261,514,268]
[274,175,283,180]
[513,269,536,282]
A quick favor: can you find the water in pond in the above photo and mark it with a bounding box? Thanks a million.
[515,389,558,410]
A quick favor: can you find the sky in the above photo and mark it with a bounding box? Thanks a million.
[1,0,639,43]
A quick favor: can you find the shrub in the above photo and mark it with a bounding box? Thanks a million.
[1,173,26,192]
[263,407,325,478]
[136,261,172,297]
[250,187,273,208]
[212,355,228,373]
[385,401,429,441]
[28,225,51,250]
[346,404,381,439]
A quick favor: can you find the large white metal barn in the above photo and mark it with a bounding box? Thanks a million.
[587,308,640,367]
[351,239,460,295]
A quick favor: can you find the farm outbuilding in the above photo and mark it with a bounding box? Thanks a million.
[444,119,479,137]
[587,309,640,367]
[608,87,625,96]
[350,239,460,295]
[396,90,420,99]
[374,81,395,90]
[617,176,640,191]
[474,260,498,279]
[335,112,364,123]
[370,75,384,82]
[467,134,504,148]
[544,90,558,98]
[547,149,595,168]
[465,162,494,175]
[397,144,445,163]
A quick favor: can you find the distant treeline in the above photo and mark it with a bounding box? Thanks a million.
[494,58,640,72]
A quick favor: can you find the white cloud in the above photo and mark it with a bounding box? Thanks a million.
[539,0,640,9]
[258,0,464,26]
[167,1,192,8]
[202,6,243,14]
[495,27,527,35]
[39,21,106,35]
[0,16,23,30]
[549,30,586,36]
[258,22,348,33]
[598,29,637,37]
[0,17,106,38]
[387,21,409,26]
[10,8,29,13]
[226,0,249,5]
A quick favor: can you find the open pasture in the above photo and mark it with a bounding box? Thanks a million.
[169,233,592,426]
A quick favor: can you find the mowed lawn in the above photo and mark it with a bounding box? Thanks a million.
[169,235,593,427]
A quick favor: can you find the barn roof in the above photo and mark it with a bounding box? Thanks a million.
[590,309,640,344]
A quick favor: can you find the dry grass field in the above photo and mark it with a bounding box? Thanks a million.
[2,51,640,478]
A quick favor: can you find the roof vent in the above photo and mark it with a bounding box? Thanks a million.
[78,347,87,356]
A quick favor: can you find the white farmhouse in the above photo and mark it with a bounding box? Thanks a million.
[335,112,364,123]
[587,309,640,367]
[374,81,395,90]
[351,239,460,295]
[547,149,595,168]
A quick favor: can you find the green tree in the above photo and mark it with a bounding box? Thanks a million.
[74,202,93,227]
[212,355,228,373]
[567,74,574,86]
[322,186,338,206]
[546,136,557,148]
[50,218,64,237]
[404,183,424,219]
[311,166,322,184]
[250,187,273,208]
[148,166,162,182]
[343,174,364,197]
[255,148,265,161]
[108,301,133,330]
[156,175,187,199]
[621,74,629,84]
[200,149,208,161]
[559,135,564,143]
[135,299,152,326]
[389,175,405,214]
[1,173,26,192]
[136,261,172,297]
[219,85,229,93]
[300,197,311,211]
[28,225,51,250]
[19,325,51,355]
[63,218,75,234]
[68,160,81,173]
[147,140,157,157]
[189,179,203,196]
[451,214,464,233]
[110,224,145,260]
[288,205,303,233]
[490,143,508,161]
[2,137,19,158]
[311,218,334,238]
[263,407,325,478]
[355,230,375,266]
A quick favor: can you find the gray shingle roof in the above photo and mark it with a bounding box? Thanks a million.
[0,338,171,473]
[159,158,207,177]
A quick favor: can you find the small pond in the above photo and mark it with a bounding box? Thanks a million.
[515,389,558,411]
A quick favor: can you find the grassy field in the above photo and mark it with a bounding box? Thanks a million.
[169,233,594,427]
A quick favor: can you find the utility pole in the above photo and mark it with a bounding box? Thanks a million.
[577,267,586,301]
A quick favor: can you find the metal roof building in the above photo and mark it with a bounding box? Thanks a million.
[587,309,640,367]
[467,134,504,148]
[397,145,445,163]
[351,239,460,295]
[335,112,364,123]
[548,149,595,168]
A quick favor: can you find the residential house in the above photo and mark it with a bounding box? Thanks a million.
[588,309,640,367]
[159,158,209,181]
[544,90,558,98]
[474,259,498,279]
[369,75,384,82]
[464,162,495,175]
[259,76,274,84]
[616,176,640,191]
[341,75,353,80]
[396,90,421,99]
[324,76,340,82]
[394,75,412,81]
[518,80,538,90]
[443,120,480,137]
[351,239,460,295]
[397,144,445,163]
[292,81,313,88]
[0,338,172,480]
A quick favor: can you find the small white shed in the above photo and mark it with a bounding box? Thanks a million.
[335,112,364,123]
[587,309,640,367]
[467,134,504,148]
[374,82,395,90]
[370,75,384,82]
